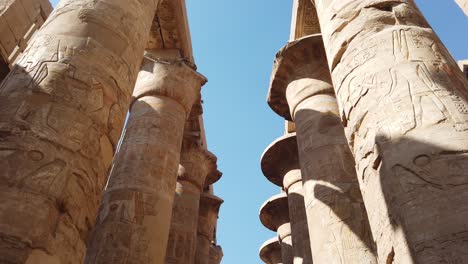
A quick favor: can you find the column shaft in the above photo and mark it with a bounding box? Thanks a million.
[283,171,313,264]
[86,57,204,264]
[0,0,158,263]
[313,0,468,262]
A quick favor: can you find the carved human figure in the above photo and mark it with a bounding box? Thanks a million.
[0,0,160,263]
[85,51,206,264]
[268,34,376,263]
[311,0,468,262]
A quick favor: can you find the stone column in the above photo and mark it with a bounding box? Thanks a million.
[209,244,224,264]
[260,193,293,264]
[0,0,160,263]
[165,144,217,264]
[261,134,313,264]
[268,35,376,263]
[260,237,283,264]
[85,52,206,264]
[195,193,224,264]
[311,0,468,262]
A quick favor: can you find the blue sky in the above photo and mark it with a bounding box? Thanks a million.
[49,1,467,263]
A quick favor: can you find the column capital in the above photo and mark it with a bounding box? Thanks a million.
[209,244,224,264]
[259,193,289,232]
[132,52,207,116]
[179,144,217,190]
[261,133,299,187]
[198,193,224,239]
[267,34,333,121]
[259,237,283,264]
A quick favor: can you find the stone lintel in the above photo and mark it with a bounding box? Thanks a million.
[259,237,283,264]
[259,193,289,231]
[267,34,333,121]
[179,144,217,190]
[132,52,207,115]
[261,133,299,187]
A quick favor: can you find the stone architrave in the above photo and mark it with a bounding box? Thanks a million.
[311,0,468,262]
[0,1,160,263]
[85,52,206,264]
[195,193,224,264]
[165,144,217,264]
[268,34,376,263]
[260,193,293,264]
[260,237,284,264]
[261,134,313,264]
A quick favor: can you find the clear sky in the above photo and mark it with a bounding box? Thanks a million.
[49,1,467,263]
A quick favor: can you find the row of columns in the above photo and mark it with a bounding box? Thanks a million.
[260,0,468,263]
[0,0,224,263]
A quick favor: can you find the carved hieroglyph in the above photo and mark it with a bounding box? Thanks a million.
[165,144,217,264]
[261,134,313,264]
[268,34,376,264]
[260,193,293,264]
[312,0,468,262]
[0,0,159,263]
[85,53,206,264]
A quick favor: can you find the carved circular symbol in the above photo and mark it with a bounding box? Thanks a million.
[413,155,431,167]
[28,150,44,161]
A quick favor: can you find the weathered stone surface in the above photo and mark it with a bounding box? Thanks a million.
[208,243,223,264]
[312,0,468,262]
[0,0,160,263]
[455,0,468,15]
[85,53,205,264]
[290,0,321,41]
[260,237,283,264]
[459,60,468,79]
[260,193,293,264]
[195,193,223,264]
[165,144,217,264]
[269,34,377,263]
[261,133,312,264]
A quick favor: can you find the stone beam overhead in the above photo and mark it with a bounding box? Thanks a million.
[261,133,299,187]
[260,237,283,264]
[148,0,194,64]
[289,0,321,41]
[455,0,468,15]
[268,34,333,121]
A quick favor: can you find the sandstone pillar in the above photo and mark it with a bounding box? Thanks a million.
[261,134,312,264]
[0,0,160,263]
[311,0,468,262]
[260,193,293,264]
[195,193,224,264]
[85,53,206,264]
[209,244,224,264]
[260,237,284,264]
[165,144,217,264]
[268,35,376,263]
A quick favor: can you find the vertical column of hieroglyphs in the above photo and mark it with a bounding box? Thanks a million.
[261,134,312,264]
[85,50,206,264]
[0,0,160,263]
[312,0,468,262]
[165,139,217,264]
[268,2,376,263]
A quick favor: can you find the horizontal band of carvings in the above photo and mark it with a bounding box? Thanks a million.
[259,193,289,231]
[132,54,207,115]
[261,133,299,187]
[259,237,282,264]
[268,34,334,120]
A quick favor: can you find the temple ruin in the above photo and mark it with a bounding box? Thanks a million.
[0,0,467,263]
